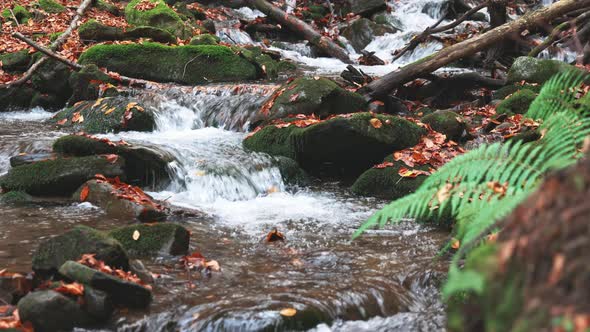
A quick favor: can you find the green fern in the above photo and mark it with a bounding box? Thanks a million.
[354,70,590,298]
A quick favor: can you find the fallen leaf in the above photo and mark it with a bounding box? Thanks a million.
[451,238,460,249]
[71,112,82,123]
[92,98,104,108]
[56,118,68,125]
[104,107,116,115]
[132,230,140,241]
[266,228,285,242]
[54,282,84,296]
[80,185,89,201]
[104,154,119,164]
[436,183,454,203]
[205,260,220,272]
[370,118,383,129]
[280,308,297,317]
[548,253,565,285]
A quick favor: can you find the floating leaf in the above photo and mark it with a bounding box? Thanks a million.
[280,308,297,317]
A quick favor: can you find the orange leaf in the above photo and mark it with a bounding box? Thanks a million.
[54,282,84,296]
[56,118,68,125]
[80,185,89,201]
[369,118,383,129]
[104,107,116,115]
[451,238,460,249]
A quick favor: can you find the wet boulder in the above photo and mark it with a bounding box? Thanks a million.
[53,134,173,188]
[341,0,387,17]
[125,0,191,38]
[351,158,428,199]
[0,272,33,304]
[245,113,425,177]
[274,156,311,186]
[0,50,31,72]
[68,64,118,105]
[59,261,152,308]
[78,20,177,44]
[78,43,259,84]
[52,96,155,133]
[421,110,467,141]
[30,57,73,109]
[32,225,129,275]
[17,290,91,332]
[507,56,587,85]
[0,191,34,205]
[108,223,190,256]
[83,286,114,321]
[341,18,395,52]
[495,89,537,115]
[0,86,36,111]
[236,46,296,79]
[255,77,367,125]
[73,179,168,222]
[0,155,125,196]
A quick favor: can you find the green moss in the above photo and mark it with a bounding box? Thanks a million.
[0,191,33,204]
[0,50,31,71]
[125,0,190,38]
[79,43,258,84]
[108,223,190,256]
[496,89,537,115]
[95,0,120,15]
[0,155,124,196]
[421,110,467,141]
[189,33,219,45]
[32,225,128,274]
[49,31,63,42]
[507,56,586,85]
[243,125,299,159]
[274,156,310,186]
[270,77,367,119]
[38,0,65,13]
[2,5,31,24]
[493,83,541,100]
[53,97,154,133]
[351,157,428,199]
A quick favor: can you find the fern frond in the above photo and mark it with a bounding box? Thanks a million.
[526,70,588,121]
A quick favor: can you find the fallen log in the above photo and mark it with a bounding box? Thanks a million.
[361,0,590,100]
[245,0,353,64]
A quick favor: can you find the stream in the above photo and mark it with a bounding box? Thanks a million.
[0,0,482,330]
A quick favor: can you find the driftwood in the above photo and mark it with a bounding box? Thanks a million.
[0,0,93,90]
[361,0,590,100]
[246,0,353,64]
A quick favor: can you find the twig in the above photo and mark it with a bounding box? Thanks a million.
[12,32,82,70]
[9,9,20,27]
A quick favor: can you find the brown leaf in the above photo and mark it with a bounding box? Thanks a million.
[266,228,285,242]
[548,253,565,285]
[370,118,383,129]
[56,118,68,125]
[280,308,297,317]
[54,282,84,296]
[80,185,89,201]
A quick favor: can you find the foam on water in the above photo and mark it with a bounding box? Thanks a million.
[0,107,53,121]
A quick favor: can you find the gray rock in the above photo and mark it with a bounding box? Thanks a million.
[108,223,190,256]
[17,290,91,332]
[341,18,395,52]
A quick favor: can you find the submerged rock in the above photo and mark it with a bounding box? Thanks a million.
[351,158,428,199]
[421,110,467,141]
[0,155,125,196]
[32,225,129,275]
[52,96,155,133]
[125,0,191,38]
[73,179,168,222]
[244,113,425,177]
[507,56,586,85]
[59,261,152,308]
[53,134,173,188]
[78,43,259,84]
[256,77,367,125]
[495,89,537,115]
[109,223,190,256]
[341,18,395,52]
[17,290,91,332]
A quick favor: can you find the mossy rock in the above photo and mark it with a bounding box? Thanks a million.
[2,5,31,24]
[351,158,429,199]
[49,31,63,42]
[52,96,155,133]
[495,89,537,115]
[0,50,31,71]
[17,290,92,332]
[258,77,367,124]
[342,0,387,16]
[341,18,395,52]
[78,43,259,84]
[273,156,310,186]
[0,191,34,205]
[95,0,120,15]
[32,225,129,275]
[79,20,176,44]
[58,261,151,308]
[38,0,65,13]
[245,113,425,177]
[0,155,125,196]
[189,34,219,45]
[0,86,36,111]
[421,110,467,141]
[109,223,189,256]
[507,56,586,85]
[236,46,296,79]
[53,134,173,188]
[125,0,191,38]
[492,83,541,100]
[68,64,117,105]
[30,57,73,104]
